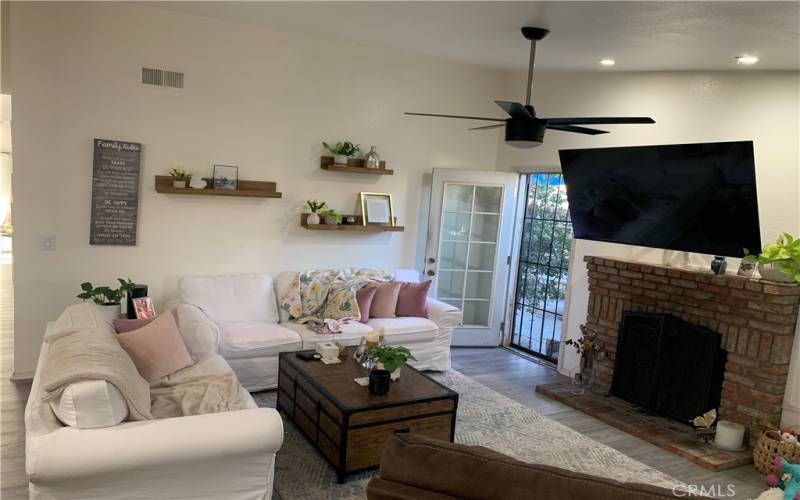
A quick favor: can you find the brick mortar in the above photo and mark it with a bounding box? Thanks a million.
[584,256,800,437]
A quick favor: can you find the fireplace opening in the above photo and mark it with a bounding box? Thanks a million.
[611,312,726,424]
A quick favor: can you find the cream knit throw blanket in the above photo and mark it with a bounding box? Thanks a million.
[41,328,153,421]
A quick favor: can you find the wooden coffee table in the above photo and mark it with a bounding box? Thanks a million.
[277,348,458,483]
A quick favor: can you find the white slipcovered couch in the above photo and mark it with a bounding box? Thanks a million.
[179,269,462,391]
[24,302,283,500]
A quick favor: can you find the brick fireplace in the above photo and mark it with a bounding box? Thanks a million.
[537,256,800,470]
[584,256,800,436]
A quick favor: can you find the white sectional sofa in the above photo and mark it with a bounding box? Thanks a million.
[179,269,461,391]
[24,303,284,500]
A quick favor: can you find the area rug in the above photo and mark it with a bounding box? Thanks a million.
[252,369,682,500]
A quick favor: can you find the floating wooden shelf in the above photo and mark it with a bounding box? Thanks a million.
[155,176,282,198]
[301,214,404,232]
[320,156,393,175]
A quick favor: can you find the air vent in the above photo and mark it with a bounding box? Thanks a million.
[141,67,184,89]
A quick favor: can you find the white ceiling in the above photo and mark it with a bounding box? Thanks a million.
[153,1,800,72]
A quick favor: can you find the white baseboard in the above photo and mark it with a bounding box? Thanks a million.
[10,370,34,381]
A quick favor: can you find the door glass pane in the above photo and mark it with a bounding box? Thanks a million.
[463,300,490,326]
[474,186,502,213]
[439,241,468,270]
[442,213,470,241]
[444,184,474,212]
[470,214,499,242]
[436,182,505,331]
[467,243,495,271]
[436,271,464,299]
[465,272,492,300]
[510,173,572,362]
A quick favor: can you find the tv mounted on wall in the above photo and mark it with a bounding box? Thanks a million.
[559,141,761,258]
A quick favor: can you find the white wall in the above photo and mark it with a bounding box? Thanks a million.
[7,2,507,376]
[494,70,800,422]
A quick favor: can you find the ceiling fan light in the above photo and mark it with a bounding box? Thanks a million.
[735,55,759,65]
[600,59,616,66]
[507,140,542,149]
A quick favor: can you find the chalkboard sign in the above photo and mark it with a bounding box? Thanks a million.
[90,139,142,245]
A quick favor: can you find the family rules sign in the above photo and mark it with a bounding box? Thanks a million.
[89,139,142,245]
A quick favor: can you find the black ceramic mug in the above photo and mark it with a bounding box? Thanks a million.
[369,369,391,395]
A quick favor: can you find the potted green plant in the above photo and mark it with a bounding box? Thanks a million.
[323,141,361,165]
[367,345,416,381]
[319,209,343,225]
[169,167,191,188]
[744,233,800,283]
[77,278,136,321]
[306,199,327,225]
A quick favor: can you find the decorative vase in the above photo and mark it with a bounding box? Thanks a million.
[710,256,727,275]
[172,180,186,188]
[569,367,585,396]
[189,177,207,189]
[93,302,122,323]
[333,154,349,165]
[369,369,391,395]
[307,213,320,225]
[758,263,795,283]
[324,215,338,225]
[364,146,381,169]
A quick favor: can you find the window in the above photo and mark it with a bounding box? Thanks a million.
[510,173,572,362]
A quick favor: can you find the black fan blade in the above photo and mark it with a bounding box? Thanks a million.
[543,117,655,125]
[495,101,534,120]
[546,124,608,135]
[469,124,506,131]
[404,112,505,122]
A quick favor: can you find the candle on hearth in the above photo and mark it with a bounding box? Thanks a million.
[714,420,745,450]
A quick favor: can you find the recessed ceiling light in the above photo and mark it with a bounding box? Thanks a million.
[600,59,616,66]
[735,55,759,65]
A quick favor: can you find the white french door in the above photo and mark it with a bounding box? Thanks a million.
[425,169,520,346]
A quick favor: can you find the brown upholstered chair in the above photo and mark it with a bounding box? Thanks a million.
[366,433,710,500]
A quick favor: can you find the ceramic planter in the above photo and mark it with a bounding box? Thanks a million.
[172,180,187,188]
[307,213,320,225]
[758,263,795,283]
[93,302,122,323]
[333,154,349,165]
[376,362,402,381]
[324,215,339,225]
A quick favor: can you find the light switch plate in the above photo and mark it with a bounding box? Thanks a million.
[40,234,56,251]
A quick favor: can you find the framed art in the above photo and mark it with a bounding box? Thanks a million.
[132,297,156,320]
[213,164,238,190]
[359,192,394,226]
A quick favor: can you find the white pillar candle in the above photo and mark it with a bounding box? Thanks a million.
[714,420,745,450]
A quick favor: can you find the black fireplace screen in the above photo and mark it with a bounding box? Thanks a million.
[611,312,726,424]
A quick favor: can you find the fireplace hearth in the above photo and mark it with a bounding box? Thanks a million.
[611,312,726,424]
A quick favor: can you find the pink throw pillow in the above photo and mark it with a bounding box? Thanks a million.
[367,281,401,319]
[356,286,378,324]
[396,281,432,317]
[116,312,193,382]
[113,310,179,333]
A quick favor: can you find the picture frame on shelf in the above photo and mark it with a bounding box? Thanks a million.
[359,192,394,226]
[132,297,156,320]
[213,164,238,190]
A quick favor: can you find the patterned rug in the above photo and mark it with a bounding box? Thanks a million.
[251,369,682,500]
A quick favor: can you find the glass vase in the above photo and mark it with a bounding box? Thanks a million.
[364,146,381,169]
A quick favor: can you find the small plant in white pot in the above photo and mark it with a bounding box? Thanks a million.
[306,199,327,225]
[169,168,191,188]
[744,233,800,283]
[367,345,416,381]
[77,278,136,321]
[319,209,343,225]
[323,141,361,165]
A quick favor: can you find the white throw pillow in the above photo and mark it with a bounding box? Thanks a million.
[50,380,128,428]
[180,273,279,324]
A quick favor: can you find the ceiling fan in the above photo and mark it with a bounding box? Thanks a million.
[405,27,655,149]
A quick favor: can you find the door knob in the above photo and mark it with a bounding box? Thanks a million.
[426,270,436,276]
[428,257,436,264]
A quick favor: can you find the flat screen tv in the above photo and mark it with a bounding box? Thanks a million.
[559,141,760,257]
